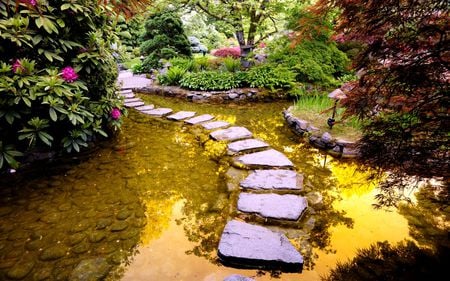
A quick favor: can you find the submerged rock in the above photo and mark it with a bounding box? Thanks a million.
[69,258,111,281]
[234,149,294,169]
[218,220,303,272]
[224,274,255,281]
[6,260,34,280]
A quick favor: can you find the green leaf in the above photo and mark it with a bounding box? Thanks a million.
[0,156,3,169]
[44,51,53,62]
[49,108,57,121]
[56,19,65,28]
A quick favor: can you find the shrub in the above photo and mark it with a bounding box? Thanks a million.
[180,71,243,90]
[212,47,241,58]
[140,11,192,71]
[245,64,296,90]
[0,1,124,170]
[157,66,186,86]
[221,57,241,72]
[268,37,350,86]
[168,57,197,72]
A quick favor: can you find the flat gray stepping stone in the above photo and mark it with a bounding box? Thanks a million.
[228,139,269,155]
[234,149,294,168]
[210,126,252,142]
[167,111,196,121]
[142,108,173,117]
[218,220,303,272]
[224,275,255,281]
[135,105,155,111]
[240,170,302,190]
[202,121,230,130]
[124,97,141,103]
[120,93,135,99]
[124,101,145,108]
[120,89,133,94]
[238,193,307,220]
[185,114,214,125]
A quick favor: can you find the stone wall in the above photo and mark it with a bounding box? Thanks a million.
[135,85,285,104]
[283,107,360,158]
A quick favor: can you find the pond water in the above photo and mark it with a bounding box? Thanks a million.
[0,95,415,280]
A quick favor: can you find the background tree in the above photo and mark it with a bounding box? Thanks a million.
[188,0,297,65]
[140,11,192,72]
[299,0,449,180]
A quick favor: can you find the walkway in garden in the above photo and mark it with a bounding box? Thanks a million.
[118,71,306,272]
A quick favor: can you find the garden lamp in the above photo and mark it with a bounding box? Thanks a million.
[327,89,347,129]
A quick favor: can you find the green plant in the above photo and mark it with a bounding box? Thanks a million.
[0,1,125,170]
[168,57,197,72]
[158,66,186,86]
[245,64,296,90]
[194,56,210,71]
[140,11,192,71]
[131,62,143,74]
[221,57,241,72]
[180,71,243,90]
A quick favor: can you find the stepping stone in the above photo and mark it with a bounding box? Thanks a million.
[202,121,230,130]
[237,193,308,221]
[185,114,214,125]
[240,170,302,191]
[142,108,173,117]
[227,139,269,155]
[234,149,294,169]
[120,93,135,99]
[124,101,145,108]
[218,220,303,272]
[167,111,196,121]
[124,98,141,103]
[210,126,252,142]
[119,89,133,94]
[135,105,155,111]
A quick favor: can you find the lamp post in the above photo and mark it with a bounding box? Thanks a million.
[327,89,347,129]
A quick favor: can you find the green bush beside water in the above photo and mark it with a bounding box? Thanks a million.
[0,1,125,170]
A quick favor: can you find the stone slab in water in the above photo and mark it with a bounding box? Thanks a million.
[218,220,303,272]
[234,149,294,168]
[167,111,196,121]
[224,275,255,281]
[123,101,145,108]
[124,97,141,103]
[120,93,135,99]
[135,105,155,111]
[238,193,307,220]
[185,114,214,125]
[240,170,302,190]
[119,89,133,94]
[210,126,253,142]
[228,139,269,155]
[202,121,230,130]
[142,108,173,117]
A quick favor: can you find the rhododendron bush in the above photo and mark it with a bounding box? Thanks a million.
[0,0,125,170]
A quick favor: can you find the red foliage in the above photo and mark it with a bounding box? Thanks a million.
[297,0,449,177]
[211,47,241,58]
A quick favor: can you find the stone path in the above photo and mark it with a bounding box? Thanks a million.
[117,72,307,273]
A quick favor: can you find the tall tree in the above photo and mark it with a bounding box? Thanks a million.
[300,0,449,180]
[189,0,294,63]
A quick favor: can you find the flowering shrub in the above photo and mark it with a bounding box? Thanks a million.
[211,47,241,58]
[0,0,125,169]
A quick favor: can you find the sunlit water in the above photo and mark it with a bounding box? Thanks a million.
[0,95,414,281]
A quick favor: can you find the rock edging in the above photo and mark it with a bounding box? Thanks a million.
[136,84,284,104]
[283,106,360,158]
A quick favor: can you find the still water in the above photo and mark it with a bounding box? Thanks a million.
[0,95,414,280]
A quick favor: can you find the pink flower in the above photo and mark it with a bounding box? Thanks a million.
[29,0,37,6]
[111,108,121,120]
[12,59,24,74]
[61,66,79,83]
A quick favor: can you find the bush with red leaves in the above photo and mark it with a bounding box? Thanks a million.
[211,47,241,58]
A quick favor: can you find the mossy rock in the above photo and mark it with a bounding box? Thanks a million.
[69,258,111,281]
[6,260,34,279]
[39,245,68,261]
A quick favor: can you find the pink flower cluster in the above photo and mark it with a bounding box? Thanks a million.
[61,66,79,83]
[12,59,24,74]
[110,108,121,120]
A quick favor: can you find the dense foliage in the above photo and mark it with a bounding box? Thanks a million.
[212,47,241,59]
[0,0,124,170]
[140,11,192,72]
[302,0,449,178]
[268,36,350,86]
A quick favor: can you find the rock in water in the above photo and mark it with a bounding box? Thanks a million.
[69,258,111,281]
[218,220,303,272]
